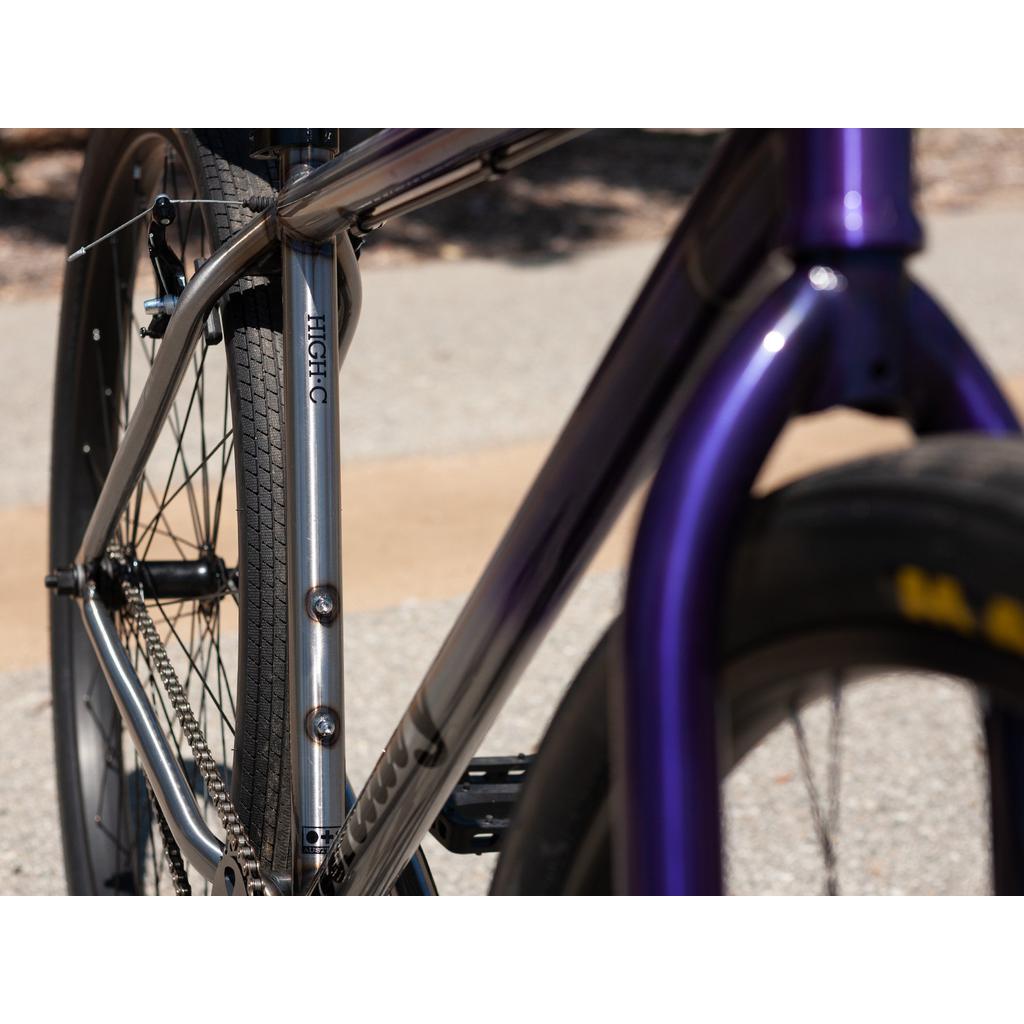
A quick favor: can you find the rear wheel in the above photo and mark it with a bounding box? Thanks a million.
[492,436,1024,894]
[50,129,289,894]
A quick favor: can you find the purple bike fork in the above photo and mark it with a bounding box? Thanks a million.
[620,129,1020,895]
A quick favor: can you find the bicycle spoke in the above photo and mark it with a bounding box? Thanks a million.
[135,344,211,558]
[789,672,843,896]
[151,596,234,732]
[210,435,234,549]
[196,347,211,543]
[214,611,232,752]
[135,430,233,555]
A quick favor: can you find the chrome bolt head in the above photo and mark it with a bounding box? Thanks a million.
[308,586,339,624]
[312,710,338,742]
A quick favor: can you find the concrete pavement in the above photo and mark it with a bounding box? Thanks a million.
[4,203,1024,893]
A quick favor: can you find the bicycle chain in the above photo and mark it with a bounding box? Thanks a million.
[145,774,192,895]
[108,546,265,895]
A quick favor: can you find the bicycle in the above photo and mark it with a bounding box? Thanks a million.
[45,128,1024,894]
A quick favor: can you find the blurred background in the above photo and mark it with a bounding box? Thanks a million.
[4,129,1024,895]
[5,129,1024,296]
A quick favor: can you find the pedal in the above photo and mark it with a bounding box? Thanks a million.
[430,754,533,854]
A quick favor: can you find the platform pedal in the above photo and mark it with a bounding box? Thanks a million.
[430,754,533,854]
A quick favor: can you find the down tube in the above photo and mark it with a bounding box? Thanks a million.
[308,130,788,895]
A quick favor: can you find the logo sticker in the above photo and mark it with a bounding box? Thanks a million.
[302,825,339,856]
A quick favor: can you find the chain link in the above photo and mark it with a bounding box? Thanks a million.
[109,545,264,895]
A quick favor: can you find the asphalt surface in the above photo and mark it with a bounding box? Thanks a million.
[4,204,1024,894]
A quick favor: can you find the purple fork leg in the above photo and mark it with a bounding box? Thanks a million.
[619,268,836,895]
[904,281,1018,435]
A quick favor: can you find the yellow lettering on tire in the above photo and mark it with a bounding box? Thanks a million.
[983,595,1024,656]
[895,566,976,635]
[896,566,1024,657]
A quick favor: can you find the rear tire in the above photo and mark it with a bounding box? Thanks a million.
[50,129,290,893]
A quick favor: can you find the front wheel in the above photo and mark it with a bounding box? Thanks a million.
[492,435,1024,895]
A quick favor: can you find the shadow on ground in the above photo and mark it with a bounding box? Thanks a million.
[361,129,721,263]
[0,189,76,246]
[0,130,721,294]
[6,128,1024,295]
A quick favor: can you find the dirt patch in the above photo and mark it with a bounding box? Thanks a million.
[3,129,1024,299]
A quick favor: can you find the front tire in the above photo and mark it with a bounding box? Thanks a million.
[493,435,1024,894]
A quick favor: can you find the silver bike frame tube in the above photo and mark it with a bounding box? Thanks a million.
[281,147,347,889]
[80,593,224,880]
[276,129,581,240]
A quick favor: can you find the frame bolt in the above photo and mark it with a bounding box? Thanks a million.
[308,585,339,624]
[311,709,339,743]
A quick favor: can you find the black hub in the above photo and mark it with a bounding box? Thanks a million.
[45,553,236,604]
[133,556,235,601]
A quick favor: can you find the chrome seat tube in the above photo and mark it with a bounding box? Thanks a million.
[281,146,346,890]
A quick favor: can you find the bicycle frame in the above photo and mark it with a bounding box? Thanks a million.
[74,128,1022,895]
